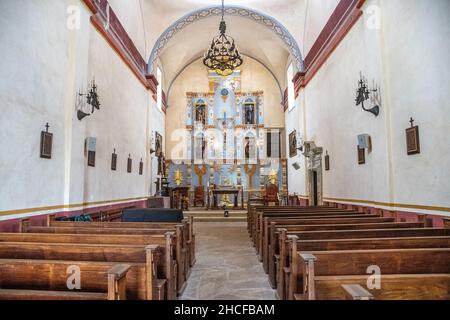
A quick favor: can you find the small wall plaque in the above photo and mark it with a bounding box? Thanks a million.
[139,158,144,175]
[325,151,330,171]
[358,146,365,165]
[111,149,117,171]
[127,154,132,173]
[406,118,420,155]
[40,123,53,159]
[87,151,96,167]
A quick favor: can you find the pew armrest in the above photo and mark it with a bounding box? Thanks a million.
[107,264,131,300]
[341,284,374,300]
[108,264,131,280]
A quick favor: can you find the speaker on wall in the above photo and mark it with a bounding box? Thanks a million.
[292,162,301,170]
[357,134,372,151]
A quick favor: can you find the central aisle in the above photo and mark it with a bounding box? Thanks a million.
[180,222,277,300]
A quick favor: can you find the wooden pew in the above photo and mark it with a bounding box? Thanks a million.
[336,275,450,300]
[341,284,374,300]
[0,242,167,300]
[87,206,136,222]
[248,206,358,241]
[0,259,131,300]
[278,228,450,299]
[250,208,359,242]
[267,222,424,289]
[259,215,394,270]
[20,224,186,295]
[0,232,178,299]
[46,216,196,268]
[292,248,450,300]
[255,212,376,257]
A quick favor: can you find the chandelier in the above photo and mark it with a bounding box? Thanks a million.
[203,0,243,76]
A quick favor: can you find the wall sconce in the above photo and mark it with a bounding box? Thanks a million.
[355,72,380,117]
[76,78,101,121]
[150,131,156,154]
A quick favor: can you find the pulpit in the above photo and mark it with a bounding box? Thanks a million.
[171,187,189,210]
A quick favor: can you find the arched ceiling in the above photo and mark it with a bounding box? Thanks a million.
[159,14,292,91]
[145,2,306,92]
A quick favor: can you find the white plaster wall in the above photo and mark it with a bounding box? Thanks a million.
[0,0,164,218]
[108,0,148,59]
[285,91,307,196]
[286,0,450,215]
[302,0,339,55]
[0,0,84,211]
[381,0,450,208]
[166,57,284,159]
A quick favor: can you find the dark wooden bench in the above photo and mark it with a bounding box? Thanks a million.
[0,242,167,300]
[260,215,394,269]
[0,259,131,300]
[20,224,187,295]
[268,222,426,290]
[46,216,196,268]
[292,248,450,300]
[278,228,450,299]
[0,232,178,299]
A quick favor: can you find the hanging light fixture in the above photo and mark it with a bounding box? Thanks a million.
[203,0,243,76]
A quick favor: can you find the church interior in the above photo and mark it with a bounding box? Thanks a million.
[0,0,450,302]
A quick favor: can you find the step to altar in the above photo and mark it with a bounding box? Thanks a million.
[184,209,247,222]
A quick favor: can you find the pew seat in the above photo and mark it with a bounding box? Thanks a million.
[310,274,450,300]
[0,289,108,300]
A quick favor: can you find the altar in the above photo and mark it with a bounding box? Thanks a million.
[165,70,287,208]
[209,188,243,210]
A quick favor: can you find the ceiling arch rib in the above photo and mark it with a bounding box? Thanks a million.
[147,5,305,77]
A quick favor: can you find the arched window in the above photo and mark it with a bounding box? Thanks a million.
[287,63,295,112]
[157,66,163,112]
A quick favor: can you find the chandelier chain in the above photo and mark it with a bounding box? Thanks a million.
[203,0,243,76]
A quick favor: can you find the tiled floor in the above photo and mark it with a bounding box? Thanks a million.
[180,222,276,300]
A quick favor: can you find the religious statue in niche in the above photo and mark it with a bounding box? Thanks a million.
[244,100,255,125]
[289,130,298,158]
[244,135,256,161]
[155,132,163,157]
[202,139,207,160]
[195,102,206,125]
[245,137,250,160]
[157,152,166,176]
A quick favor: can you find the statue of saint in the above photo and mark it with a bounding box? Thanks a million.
[158,152,165,176]
[244,104,255,124]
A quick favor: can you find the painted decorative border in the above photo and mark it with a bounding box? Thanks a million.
[147,5,304,74]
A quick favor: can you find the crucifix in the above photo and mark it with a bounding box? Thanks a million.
[409,117,415,127]
[45,123,50,132]
[222,113,227,164]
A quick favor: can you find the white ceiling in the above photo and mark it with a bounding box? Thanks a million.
[159,14,291,90]
[145,0,307,90]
